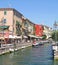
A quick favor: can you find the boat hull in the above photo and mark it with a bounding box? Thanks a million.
[32,41,44,47]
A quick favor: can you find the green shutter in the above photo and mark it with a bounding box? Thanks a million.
[4,11,7,15]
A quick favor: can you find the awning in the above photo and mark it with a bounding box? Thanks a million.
[9,35,22,39]
[16,36,22,39]
[23,36,28,38]
[28,35,39,38]
[0,26,9,29]
[9,35,17,38]
[38,37,43,39]
[0,37,5,40]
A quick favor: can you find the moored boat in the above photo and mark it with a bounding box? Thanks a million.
[52,42,58,51]
[32,39,39,47]
[32,42,39,47]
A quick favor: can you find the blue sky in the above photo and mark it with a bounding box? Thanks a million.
[0,0,58,28]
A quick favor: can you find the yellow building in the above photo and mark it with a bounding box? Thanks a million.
[43,25,52,39]
[0,8,35,38]
[0,8,23,36]
[25,19,35,35]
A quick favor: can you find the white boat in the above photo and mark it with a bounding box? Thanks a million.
[32,40,43,47]
[32,42,39,47]
[9,48,14,52]
[52,45,58,51]
[32,42,39,45]
[52,42,58,51]
[21,46,26,49]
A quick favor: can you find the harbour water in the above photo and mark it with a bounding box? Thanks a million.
[0,43,58,65]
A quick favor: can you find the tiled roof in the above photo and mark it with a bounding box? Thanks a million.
[0,8,13,10]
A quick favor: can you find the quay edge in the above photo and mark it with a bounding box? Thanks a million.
[54,55,58,60]
[0,43,32,55]
[54,51,58,60]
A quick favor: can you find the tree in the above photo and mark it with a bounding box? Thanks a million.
[51,31,58,41]
[42,35,47,40]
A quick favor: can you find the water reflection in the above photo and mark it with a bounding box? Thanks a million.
[0,43,58,65]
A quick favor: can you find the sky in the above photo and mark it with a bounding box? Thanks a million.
[0,0,58,28]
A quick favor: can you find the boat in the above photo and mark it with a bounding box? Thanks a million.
[52,42,58,51]
[9,48,14,52]
[32,40,44,47]
[32,42,39,47]
[32,39,39,46]
[21,46,26,49]
[39,42,44,45]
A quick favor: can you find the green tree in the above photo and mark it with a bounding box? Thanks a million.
[51,31,58,41]
[42,35,47,40]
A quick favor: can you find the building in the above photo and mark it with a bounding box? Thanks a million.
[21,17,35,39]
[43,25,52,39]
[35,24,43,37]
[0,8,23,37]
[26,19,35,35]
[0,8,35,39]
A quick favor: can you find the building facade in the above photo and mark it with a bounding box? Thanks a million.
[26,19,35,35]
[43,25,52,39]
[0,8,35,38]
[35,24,43,37]
[0,8,23,37]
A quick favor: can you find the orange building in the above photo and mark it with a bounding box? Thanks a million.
[35,24,43,37]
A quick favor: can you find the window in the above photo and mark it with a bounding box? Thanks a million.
[24,22,28,27]
[16,21,21,35]
[4,10,7,15]
[3,19,6,23]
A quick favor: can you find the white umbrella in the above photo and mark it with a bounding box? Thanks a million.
[9,35,16,38]
[23,36,28,38]
[16,36,22,39]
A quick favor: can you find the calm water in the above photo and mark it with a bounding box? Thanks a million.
[0,43,58,65]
